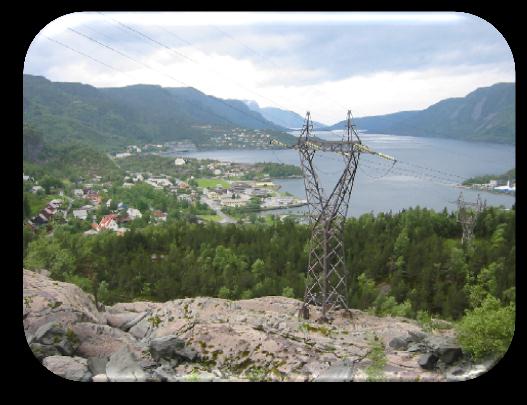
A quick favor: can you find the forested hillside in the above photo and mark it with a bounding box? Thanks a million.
[23,206,515,325]
[23,75,290,151]
[23,125,124,181]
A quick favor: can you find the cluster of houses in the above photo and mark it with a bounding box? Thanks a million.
[81,203,166,236]
[28,199,64,227]
[202,180,305,209]
[205,161,250,178]
[122,172,190,194]
[204,129,275,149]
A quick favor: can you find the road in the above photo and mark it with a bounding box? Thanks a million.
[200,196,237,224]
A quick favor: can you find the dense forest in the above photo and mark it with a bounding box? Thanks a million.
[23,206,514,312]
[23,205,515,358]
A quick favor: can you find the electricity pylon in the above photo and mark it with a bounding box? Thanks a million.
[456,192,486,245]
[271,111,396,322]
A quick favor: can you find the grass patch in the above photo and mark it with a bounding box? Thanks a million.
[365,335,386,382]
[196,178,230,189]
[198,214,222,222]
[299,322,332,337]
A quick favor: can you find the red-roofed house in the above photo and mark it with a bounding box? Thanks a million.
[152,210,167,222]
[98,214,119,231]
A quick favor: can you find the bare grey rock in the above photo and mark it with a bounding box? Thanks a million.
[23,270,105,336]
[87,357,108,375]
[438,345,463,364]
[408,330,427,342]
[418,353,438,370]
[25,270,458,382]
[149,335,198,362]
[106,346,147,382]
[34,322,65,346]
[43,356,92,382]
[106,311,149,332]
[29,343,61,362]
[71,322,143,359]
[389,336,409,350]
[315,365,354,382]
[92,374,109,382]
[32,321,78,356]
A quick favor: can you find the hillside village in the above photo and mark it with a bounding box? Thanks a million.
[24,156,307,235]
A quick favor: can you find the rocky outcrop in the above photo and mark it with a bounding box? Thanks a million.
[23,269,494,382]
[106,346,148,382]
[149,335,199,362]
[42,356,92,381]
[23,270,105,337]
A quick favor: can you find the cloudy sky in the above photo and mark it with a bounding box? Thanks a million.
[24,12,515,125]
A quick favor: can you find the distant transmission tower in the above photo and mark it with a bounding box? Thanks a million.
[456,192,486,245]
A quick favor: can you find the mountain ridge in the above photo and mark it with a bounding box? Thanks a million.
[325,82,515,144]
[23,74,289,151]
[243,100,328,130]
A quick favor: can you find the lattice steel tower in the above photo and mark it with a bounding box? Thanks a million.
[456,192,486,245]
[269,111,396,322]
[296,111,361,322]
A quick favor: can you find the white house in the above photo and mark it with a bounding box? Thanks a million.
[127,207,142,220]
[31,185,44,193]
[73,209,88,220]
[49,199,63,207]
[73,189,84,198]
[213,169,222,176]
[207,191,220,201]
[115,152,132,159]
[177,194,192,202]
[174,158,186,166]
[132,173,144,182]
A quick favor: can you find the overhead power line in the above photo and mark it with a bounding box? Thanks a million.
[45,25,475,189]
[63,28,291,133]
[97,12,296,115]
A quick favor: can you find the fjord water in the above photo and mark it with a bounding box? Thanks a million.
[175,132,515,217]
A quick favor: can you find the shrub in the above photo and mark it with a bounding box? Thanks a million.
[281,286,295,298]
[218,286,232,299]
[456,295,515,360]
[416,309,433,332]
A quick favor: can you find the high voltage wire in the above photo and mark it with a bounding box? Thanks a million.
[97,12,296,115]
[46,24,474,190]
[84,15,488,180]
[64,27,294,134]
[212,22,512,164]
[210,24,354,119]
[43,35,132,77]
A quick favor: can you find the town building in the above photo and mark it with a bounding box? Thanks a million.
[73,209,88,220]
[127,208,142,220]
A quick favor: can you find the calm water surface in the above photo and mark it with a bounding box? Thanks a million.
[167,132,515,217]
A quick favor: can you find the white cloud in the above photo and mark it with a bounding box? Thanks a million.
[25,12,514,125]
[41,12,464,32]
